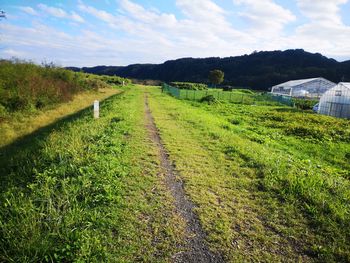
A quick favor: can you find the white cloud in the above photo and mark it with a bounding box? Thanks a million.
[120,0,177,27]
[176,0,225,21]
[233,0,296,35]
[289,0,350,58]
[78,3,117,25]
[2,48,25,57]
[73,0,252,63]
[37,3,85,23]
[70,11,85,23]
[0,23,127,66]
[38,4,67,18]
[18,6,38,16]
[297,0,347,25]
[2,0,350,66]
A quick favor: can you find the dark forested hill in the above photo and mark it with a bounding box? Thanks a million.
[67,49,350,90]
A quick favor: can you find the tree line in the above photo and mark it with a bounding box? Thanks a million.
[67,49,350,90]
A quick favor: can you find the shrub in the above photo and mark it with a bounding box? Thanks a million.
[232,89,255,94]
[199,95,217,104]
[285,126,325,140]
[170,82,208,90]
[292,98,318,110]
[84,78,109,91]
[101,75,131,85]
[0,104,7,120]
[229,118,241,125]
[0,59,122,114]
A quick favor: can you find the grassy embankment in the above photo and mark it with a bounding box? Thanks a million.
[148,86,350,262]
[0,60,131,146]
[0,89,119,147]
[0,86,185,262]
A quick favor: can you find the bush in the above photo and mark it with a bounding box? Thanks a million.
[170,82,207,90]
[199,95,217,104]
[84,78,109,91]
[232,89,255,94]
[0,104,7,120]
[101,75,131,85]
[0,59,123,114]
[292,98,318,110]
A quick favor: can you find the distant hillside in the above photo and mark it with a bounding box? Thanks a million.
[67,49,350,90]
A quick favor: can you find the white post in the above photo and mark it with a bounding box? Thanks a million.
[122,80,125,86]
[94,100,99,119]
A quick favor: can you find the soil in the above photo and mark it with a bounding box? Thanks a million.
[144,94,225,263]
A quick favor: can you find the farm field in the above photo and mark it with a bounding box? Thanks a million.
[1,85,349,262]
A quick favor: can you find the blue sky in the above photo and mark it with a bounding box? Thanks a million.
[1,0,350,66]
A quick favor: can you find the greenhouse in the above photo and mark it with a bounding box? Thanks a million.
[318,82,350,119]
[271,77,335,98]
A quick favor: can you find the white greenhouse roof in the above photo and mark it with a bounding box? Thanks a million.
[272,77,328,88]
[339,82,350,89]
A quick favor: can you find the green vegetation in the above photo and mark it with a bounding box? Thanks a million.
[0,60,129,120]
[293,98,319,110]
[1,81,349,262]
[199,94,217,104]
[0,86,184,262]
[164,83,293,106]
[0,60,99,115]
[76,49,350,90]
[148,86,350,262]
[231,88,255,94]
[99,75,131,86]
[208,69,224,87]
[0,88,120,147]
[170,81,208,90]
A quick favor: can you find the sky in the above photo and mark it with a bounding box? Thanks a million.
[1,0,350,67]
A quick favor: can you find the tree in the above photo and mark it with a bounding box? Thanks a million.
[208,69,224,87]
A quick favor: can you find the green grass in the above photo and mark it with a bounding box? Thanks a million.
[0,86,184,262]
[1,84,349,262]
[0,59,130,120]
[0,88,120,147]
[170,82,208,90]
[148,86,350,262]
[164,84,292,106]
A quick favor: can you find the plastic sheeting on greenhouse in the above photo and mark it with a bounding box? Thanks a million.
[271,77,336,98]
[318,82,350,119]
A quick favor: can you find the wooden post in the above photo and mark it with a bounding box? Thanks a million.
[94,100,99,119]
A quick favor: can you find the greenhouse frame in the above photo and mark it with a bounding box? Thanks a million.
[271,77,336,98]
[318,82,350,119]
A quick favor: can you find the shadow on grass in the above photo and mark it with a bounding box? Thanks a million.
[0,92,122,193]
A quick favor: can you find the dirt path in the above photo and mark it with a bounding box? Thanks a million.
[144,94,224,263]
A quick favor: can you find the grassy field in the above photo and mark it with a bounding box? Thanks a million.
[1,84,349,262]
[148,86,350,262]
[0,86,185,262]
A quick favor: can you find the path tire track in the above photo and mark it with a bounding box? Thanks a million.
[144,94,225,263]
